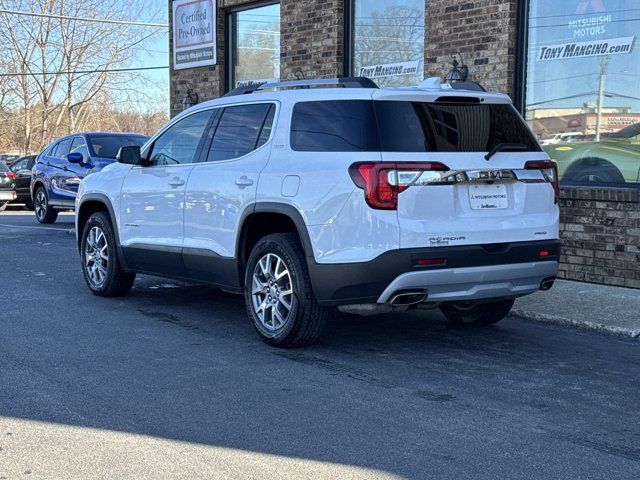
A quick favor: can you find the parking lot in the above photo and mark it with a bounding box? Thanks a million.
[1,211,639,479]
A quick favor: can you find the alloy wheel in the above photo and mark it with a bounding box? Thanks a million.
[35,190,46,220]
[84,226,109,288]
[251,253,294,331]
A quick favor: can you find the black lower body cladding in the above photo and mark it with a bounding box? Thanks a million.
[308,240,561,306]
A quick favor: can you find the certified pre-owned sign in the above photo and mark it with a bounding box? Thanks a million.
[173,0,216,70]
[538,36,635,61]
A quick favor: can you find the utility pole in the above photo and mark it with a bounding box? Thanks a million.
[595,55,609,142]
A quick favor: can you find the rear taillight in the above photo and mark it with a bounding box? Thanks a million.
[349,162,449,210]
[6,172,15,180]
[525,160,559,204]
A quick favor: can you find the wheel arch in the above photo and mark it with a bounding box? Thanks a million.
[77,194,129,270]
[236,203,315,281]
[31,178,47,199]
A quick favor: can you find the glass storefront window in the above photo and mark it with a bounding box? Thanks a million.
[526,0,640,186]
[228,3,280,89]
[350,0,425,87]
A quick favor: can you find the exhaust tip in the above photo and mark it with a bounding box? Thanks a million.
[540,277,556,291]
[389,290,427,306]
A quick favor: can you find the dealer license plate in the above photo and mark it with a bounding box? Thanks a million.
[469,184,508,210]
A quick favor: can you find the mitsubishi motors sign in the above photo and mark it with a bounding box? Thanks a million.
[172,0,216,70]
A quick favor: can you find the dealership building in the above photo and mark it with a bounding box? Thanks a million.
[169,0,640,289]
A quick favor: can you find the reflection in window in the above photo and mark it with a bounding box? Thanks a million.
[351,0,424,87]
[149,110,212,166]
[229,3,280,88]
[526,0,640,186]
[290,101,378,152]
[208,104,273,161]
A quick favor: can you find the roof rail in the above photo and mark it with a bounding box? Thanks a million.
[223,85,264,97]
[223,77,378,97]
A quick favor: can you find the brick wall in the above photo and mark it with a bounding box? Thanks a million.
[170,0,521,114]
[424,0,517,96]
[169,1,253,115]
[169,0,345,116]
[559,187,640,289]
[280,0,345,81]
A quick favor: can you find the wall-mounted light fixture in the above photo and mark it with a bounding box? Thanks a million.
[181,89,199,110]
[444,53,469,84]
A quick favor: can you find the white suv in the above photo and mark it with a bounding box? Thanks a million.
[75,77,560,347]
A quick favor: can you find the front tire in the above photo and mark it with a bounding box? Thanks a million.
[34,187,58,223]
[440,299,515,327]
[81,212,135,297]
[244,233,328,347]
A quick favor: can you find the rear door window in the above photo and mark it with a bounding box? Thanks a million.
[206,103,274,161]
[290,100,378,152]
[10,158,29,172]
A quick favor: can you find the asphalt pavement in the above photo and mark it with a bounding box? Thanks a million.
[1,212,639,479]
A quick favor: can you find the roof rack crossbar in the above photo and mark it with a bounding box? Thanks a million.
[223,77,378,96]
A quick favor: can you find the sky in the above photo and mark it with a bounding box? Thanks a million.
[123,0,170,111]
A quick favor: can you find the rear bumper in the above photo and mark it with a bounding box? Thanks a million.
[308,240,560,306]
[0,190,16,201]
[377,261,558,303]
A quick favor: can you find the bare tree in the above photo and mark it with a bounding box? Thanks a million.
[0,0,168,154]
[353,5,424,87]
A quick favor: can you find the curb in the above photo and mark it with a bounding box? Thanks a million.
[511,308,640,340]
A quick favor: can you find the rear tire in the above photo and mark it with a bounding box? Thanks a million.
[34,186,58,223]
[24,201,34,211]
[244,233,328,348]
[80,212,135,297]
[440,299,515,327]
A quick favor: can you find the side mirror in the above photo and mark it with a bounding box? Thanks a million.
[67,152,84,164]
[116,145,143,165]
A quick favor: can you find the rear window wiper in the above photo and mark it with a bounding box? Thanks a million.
[485,143,527,161]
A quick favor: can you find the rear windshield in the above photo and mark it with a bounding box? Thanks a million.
[290,100,540,153]
[0,162,8,172]
[89,135,148,159]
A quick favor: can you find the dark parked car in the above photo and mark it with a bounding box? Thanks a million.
[31,132,149,223]
[0,162,16,211]
[8,155,37,209]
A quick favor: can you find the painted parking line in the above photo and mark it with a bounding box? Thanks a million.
[0,223,74,232]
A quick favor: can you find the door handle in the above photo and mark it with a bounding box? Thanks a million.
[235,176,254,188]
[169,177,185,188]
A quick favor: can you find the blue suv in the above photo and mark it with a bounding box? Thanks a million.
[31,132,148,223]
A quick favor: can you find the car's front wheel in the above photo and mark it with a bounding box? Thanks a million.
[34,186,58,223]
[244,233,328,347]
[81,212,135,297]
[439,299,515,327]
